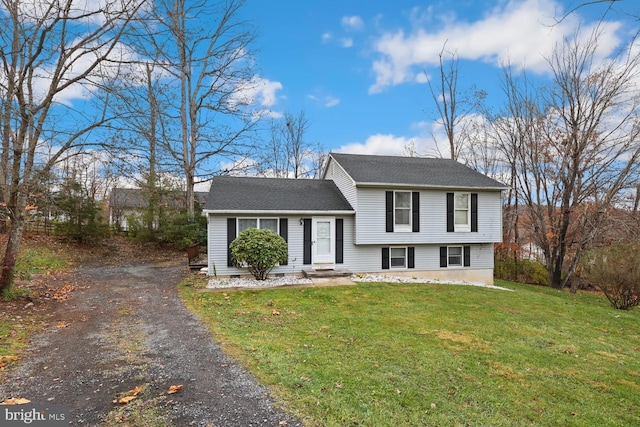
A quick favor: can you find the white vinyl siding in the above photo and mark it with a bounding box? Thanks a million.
[324,159,357,210]
[354,188,502,245]
[209,214,495,283]
[208,214,353,276]
[338,243,495,273]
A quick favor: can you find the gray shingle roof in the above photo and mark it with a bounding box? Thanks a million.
[109,188,208,209]
[204,176,355,212]
[329,153,507,189]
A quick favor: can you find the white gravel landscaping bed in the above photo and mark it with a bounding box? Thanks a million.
[207,275,313,289]
[207,273,511,291]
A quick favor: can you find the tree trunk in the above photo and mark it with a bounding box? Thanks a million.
[0,217,24,293]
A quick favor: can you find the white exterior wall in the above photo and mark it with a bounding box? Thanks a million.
[324,160,357,210]
[208,214,354,277]
[354,187,503,245]
[343,242,496,285]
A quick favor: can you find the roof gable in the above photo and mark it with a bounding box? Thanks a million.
[204,176,354,213]
[328,153,507,189]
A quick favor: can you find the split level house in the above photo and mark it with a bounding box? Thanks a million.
[204,153,507,284]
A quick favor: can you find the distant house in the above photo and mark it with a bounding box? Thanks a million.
[108,188,208,231]
[203,153,507,284]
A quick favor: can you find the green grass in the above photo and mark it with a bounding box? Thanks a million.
[180,279,640,426]
[15,244,70,279]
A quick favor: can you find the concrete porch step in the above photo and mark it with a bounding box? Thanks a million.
[302,268,352,279]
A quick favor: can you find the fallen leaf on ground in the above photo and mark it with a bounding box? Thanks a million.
[167,385,183,394]
[116,395,137,404]
[56,322,70,328]
[0,398,31,405]
[52,284,76,302]
[112,385,144,404]
[127,385,144,396]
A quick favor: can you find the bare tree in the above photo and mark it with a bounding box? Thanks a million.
[0,0,144,292]
[257,111,324,178]
[491,63,547,268]
[427,44,476,160]
[156,0,258,217]
[105,49,175,233]
[497,28,640,289]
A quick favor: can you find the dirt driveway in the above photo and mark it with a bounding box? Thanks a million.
[0,260,301,426]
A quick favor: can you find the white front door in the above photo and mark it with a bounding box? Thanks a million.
[312,217,334,268]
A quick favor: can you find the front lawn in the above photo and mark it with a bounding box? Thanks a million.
[180,279,640,426]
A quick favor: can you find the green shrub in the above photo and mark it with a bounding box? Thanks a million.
[125,214,158,243]
[495,257,549,286]
[230,228,288,280]
[52,180,110,243]
[581,242,640,310]
[162,212,207,250]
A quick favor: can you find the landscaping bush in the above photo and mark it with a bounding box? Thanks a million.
[494,256,549,286]
[230,228,288,280]
[581,242,640,310]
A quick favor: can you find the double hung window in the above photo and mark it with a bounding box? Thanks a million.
[394,192,411,230]
[447,246,463,266]
[440,245,471,268]
[454,193,470,232]
[390,247,407,268]
[238,218,278,234]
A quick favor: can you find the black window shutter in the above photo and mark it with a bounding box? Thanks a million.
[440,246,448,268]
[471,193,478,232]
[279,218,288,265]
[382,247,390,269]
[446,193,454,232]
[385,191,394,232]
[303,219,312,265]
[227,218,237,267]
[335,218,344,264]
[464,245,471,267]
[412,192,420,232]
[408,247,415,269]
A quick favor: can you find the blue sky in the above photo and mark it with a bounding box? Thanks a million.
[237,0,638,157]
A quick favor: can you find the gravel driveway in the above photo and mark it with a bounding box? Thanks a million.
[0,260,301,426]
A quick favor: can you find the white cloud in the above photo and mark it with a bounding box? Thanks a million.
[368,0,624,93]
[1,0,145,26]
[342,15,364,31]
[321,32,332,43]
[325,97,340,107]
[308,94,340,108]
[337,133,437,156]
[341,38,354,48]
[229,75,283,109]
